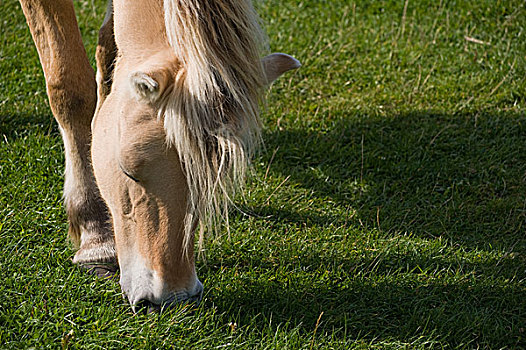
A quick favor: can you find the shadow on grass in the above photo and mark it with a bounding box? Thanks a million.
[207,267,525,347]
[255,110,526,251]
[204,110,526,347]
[204,218,525,347]
[204,218,526,347]
[0,112,58,139]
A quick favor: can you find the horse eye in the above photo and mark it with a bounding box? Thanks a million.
[119,163,140,183]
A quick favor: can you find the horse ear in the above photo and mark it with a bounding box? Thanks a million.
[262,53,301,85]
[130,69,171,103]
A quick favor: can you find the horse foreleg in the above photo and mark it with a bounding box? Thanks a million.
[19,0,116,275]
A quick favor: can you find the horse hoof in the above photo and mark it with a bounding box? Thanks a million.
[79,261,119,279]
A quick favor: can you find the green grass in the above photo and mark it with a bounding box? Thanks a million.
[1,0,525,348]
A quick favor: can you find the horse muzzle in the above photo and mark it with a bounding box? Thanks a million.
[128,279,204,314]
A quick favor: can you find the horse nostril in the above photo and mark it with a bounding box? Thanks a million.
[134,299,160,314]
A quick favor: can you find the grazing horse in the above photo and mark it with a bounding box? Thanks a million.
[19,0,299,312]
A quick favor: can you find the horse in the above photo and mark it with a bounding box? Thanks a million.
[18,0,299,313]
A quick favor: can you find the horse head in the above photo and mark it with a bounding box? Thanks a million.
[91,0,299,312]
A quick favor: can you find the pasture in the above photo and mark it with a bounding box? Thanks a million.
[1,0,525,348]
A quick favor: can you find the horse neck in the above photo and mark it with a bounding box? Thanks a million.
[113,0,170,62]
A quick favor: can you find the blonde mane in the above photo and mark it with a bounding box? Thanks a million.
[160,0,267,255]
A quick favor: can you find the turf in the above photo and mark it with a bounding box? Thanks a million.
[1,0,525,348]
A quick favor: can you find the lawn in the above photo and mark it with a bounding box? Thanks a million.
[1,0,525,348]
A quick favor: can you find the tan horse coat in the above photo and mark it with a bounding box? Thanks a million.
[20,0,299,311]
